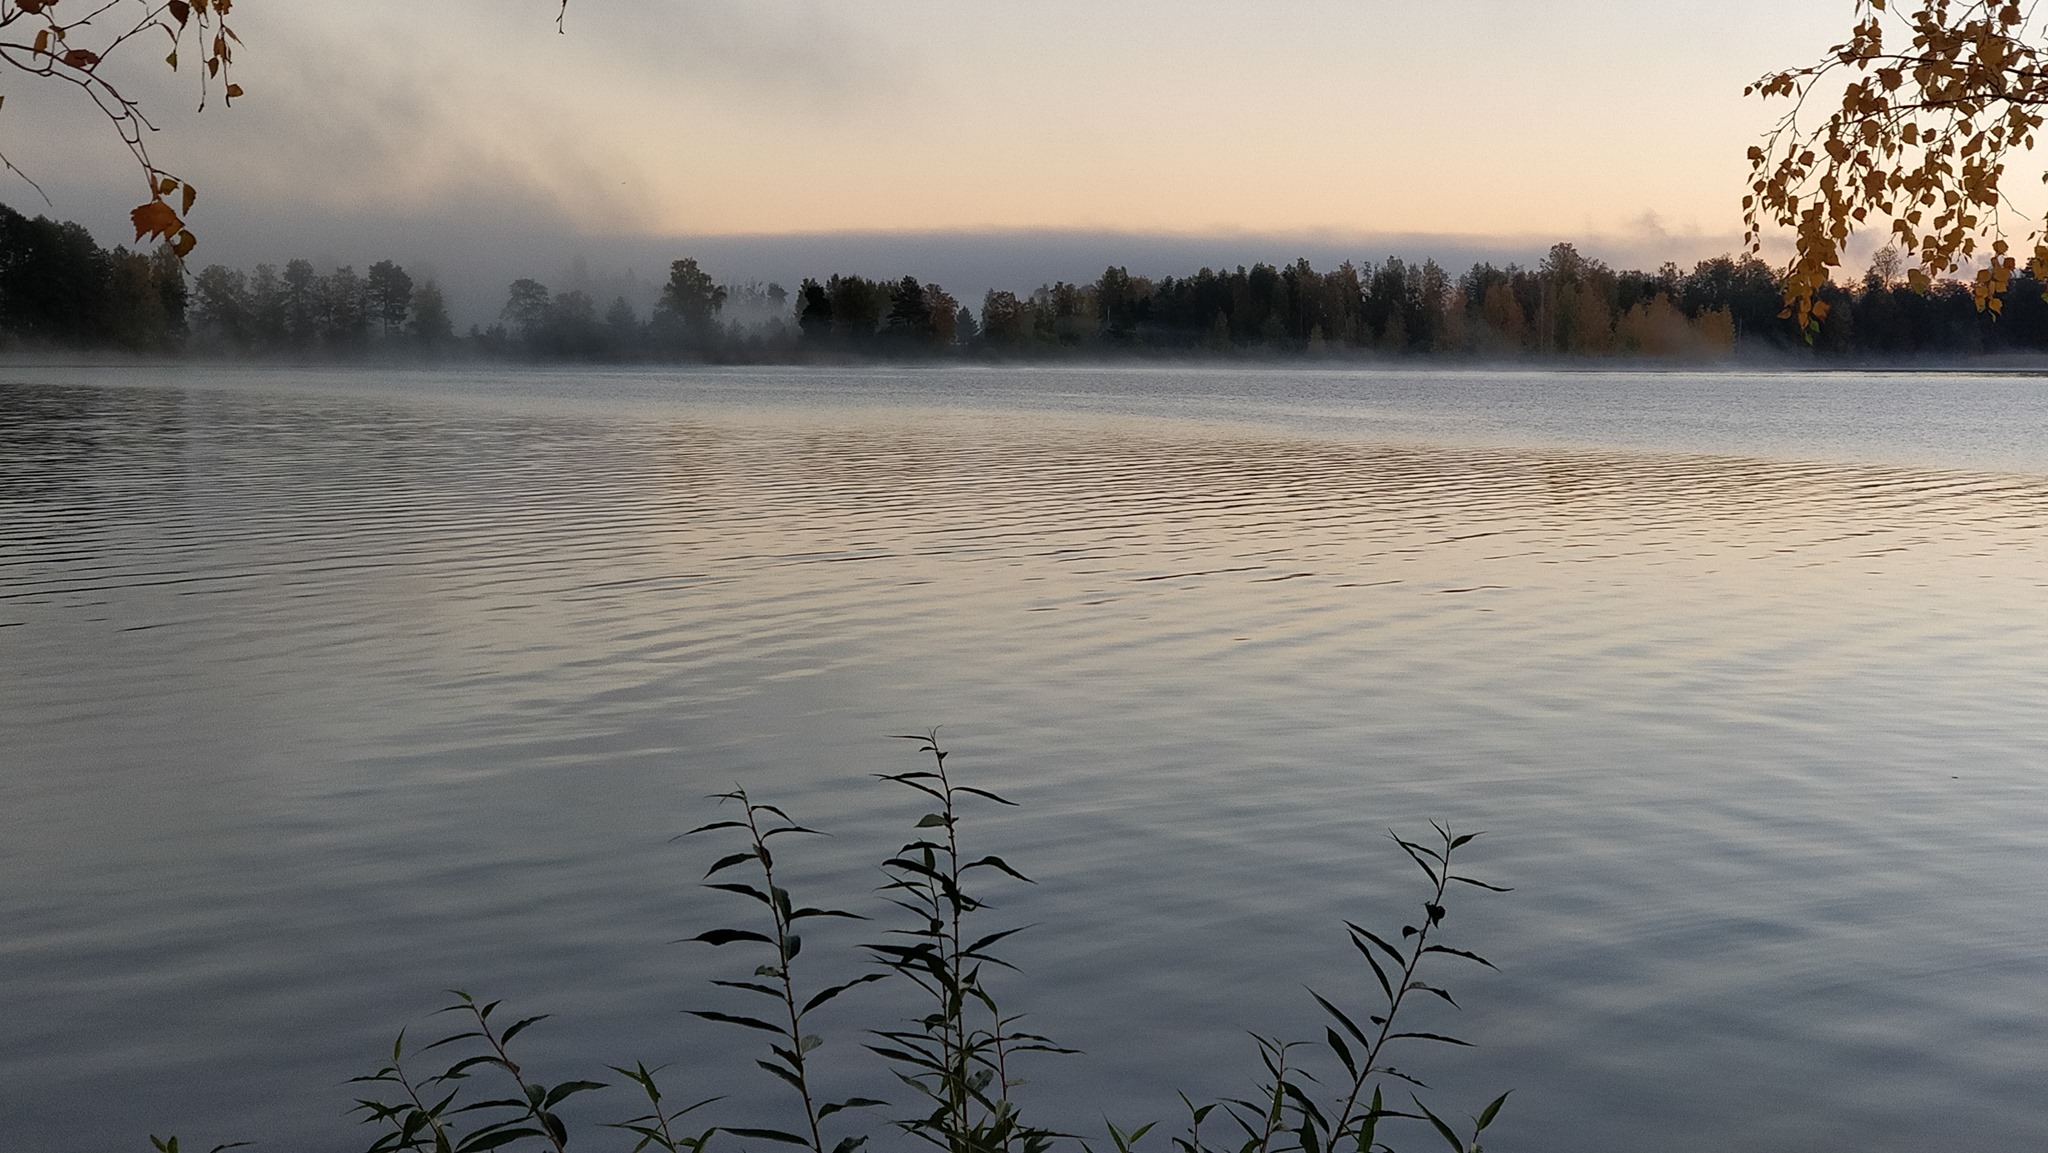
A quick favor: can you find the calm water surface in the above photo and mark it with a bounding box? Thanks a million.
[4,364,2047,1152]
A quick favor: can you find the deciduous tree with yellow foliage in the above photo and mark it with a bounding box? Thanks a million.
[1747,0,2048,331]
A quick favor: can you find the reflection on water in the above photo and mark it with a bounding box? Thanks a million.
[2,368,2047,1153]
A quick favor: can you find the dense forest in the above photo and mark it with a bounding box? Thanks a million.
[9,201,2048,362]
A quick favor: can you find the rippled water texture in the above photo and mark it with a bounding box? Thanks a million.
[4,365,2047,1152]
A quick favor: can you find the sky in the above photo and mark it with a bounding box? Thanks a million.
[7,1,1864,321]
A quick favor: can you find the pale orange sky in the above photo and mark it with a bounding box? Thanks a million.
[0,2,1929,314]
[19,2,1854,238]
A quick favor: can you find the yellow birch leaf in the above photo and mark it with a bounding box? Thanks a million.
[130,200,182,242]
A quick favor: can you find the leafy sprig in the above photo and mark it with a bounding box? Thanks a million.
[685,788,886,1153]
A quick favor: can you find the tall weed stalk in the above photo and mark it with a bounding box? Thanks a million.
[347,991,607,1153]
[685,787,887,1153]
[867,731,1071,1153]
[151,737,1509,1153]
[1208,824,1510,1153]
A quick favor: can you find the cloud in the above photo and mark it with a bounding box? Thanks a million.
[0,0,1855,319]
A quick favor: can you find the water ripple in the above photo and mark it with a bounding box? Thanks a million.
[3,370,2047,1153]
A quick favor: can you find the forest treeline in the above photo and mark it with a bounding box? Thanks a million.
[10,201,2048,362]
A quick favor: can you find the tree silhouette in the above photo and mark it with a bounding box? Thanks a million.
[502,278,552,342]
[797,278,832,341]
[655,257,726,350]
[366,261,414,338]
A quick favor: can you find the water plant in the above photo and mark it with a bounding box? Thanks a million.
[1219,823,1511,1153]
[151,736,1508,1153]
[346,991,607,1153]
[864,732,1072,1153]
[684,786,887,1153]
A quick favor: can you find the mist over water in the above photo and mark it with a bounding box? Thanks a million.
[3,365,2047,1152]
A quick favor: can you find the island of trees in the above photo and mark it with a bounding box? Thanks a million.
[8,202,2048,364]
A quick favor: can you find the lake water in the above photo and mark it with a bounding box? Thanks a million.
[4,363,2047,1152]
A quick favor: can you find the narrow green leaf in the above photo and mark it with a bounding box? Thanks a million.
[818,1097,888,1119]
[964,926,1031,956]
[453,1095,532,1114]
[881,780,947,804]
[453,1129,546,1153]
[690,929,774,947]
[1395,836,1444,864]
[441,1054,510,1077]
[686,1009,785,1034]
[1347,923,1406,964]
[788,906,865,921]
[1410,1097,1464,1153]
[756,1058,805,1089]
[498,1014,549,1044]
[1280,1080,1327,1127]
[1309,991,1370,1047]
[963,854,1033,882]
[705,851,760,877]
[1475,1090,1511,1131]
[1408,980,1460,1008]
[1324,1027,1356,1075]
[683,820,749,836]
[1349,934,1395,1000]
[542,1079,606,1107]
[723,1127,811,1145]
[801,972,887,1013]
[1421,945,1497,970]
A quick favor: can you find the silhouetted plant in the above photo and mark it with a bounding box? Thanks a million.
[1195,824,1510,1153]
[684,787,887,1153]
[149,1137,248,1153]
[347,992,606,1153]
[151,739,1508,1153]
[606,1061,718,1153]
[866,731,1073,1153]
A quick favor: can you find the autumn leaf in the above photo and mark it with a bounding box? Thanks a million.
[1748,0,2048,329]
[131,199,183,242]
